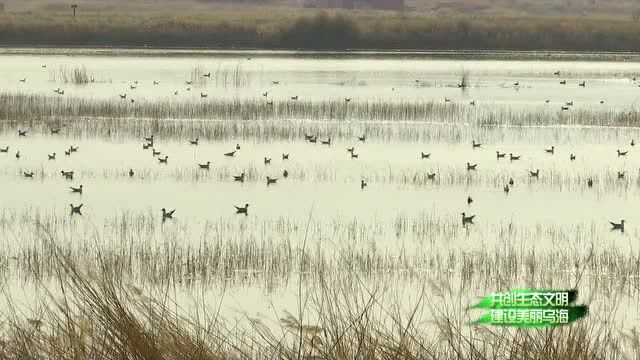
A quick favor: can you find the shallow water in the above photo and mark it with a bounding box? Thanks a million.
[2,49,640,335]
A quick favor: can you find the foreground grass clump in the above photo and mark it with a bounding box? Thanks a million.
[0,231,633,359]
[1,10,640,51]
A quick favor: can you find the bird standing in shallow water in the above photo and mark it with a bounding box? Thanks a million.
[361,179,367,190]
[467,196,473,205]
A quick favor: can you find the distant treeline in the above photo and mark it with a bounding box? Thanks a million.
[1,11,640,51]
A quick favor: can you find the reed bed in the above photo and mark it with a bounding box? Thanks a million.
[0,232,637,359]
[0,210,638,293]
[48,65,93,85]
[2,93,639,132]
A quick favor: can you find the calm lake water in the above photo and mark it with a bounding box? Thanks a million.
[1,49,640,334]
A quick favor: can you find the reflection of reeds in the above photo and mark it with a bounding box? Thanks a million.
[0,226,634,358]
[1,93,638,129]
[48,65,92,84]
[0,210,638,293]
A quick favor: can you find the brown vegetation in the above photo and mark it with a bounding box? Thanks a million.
[0,9,640,51]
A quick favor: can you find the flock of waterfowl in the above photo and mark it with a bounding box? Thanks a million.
[4,126,634,231]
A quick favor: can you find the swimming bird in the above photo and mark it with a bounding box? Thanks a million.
[345,98,351,102]
[152,149,161,156]
[509,153,521,161]
[143,135,154,142]
[42,65,47,68]
[560,80,566,85]
[186,87,191,91]
[565,101,573,106]
[587,178,593,187]
[69,185,83,194]
[185,81,192,85]
[158,156,168,163]
[509,178,514,186]
[617,150,628,156]
[361,179,367,190]
[421,152,431,159]
[579,81,586,87]
[19,78,25,83]
[472,141,482,148]
[272,80,279,85]
[561,106,569,111]
[48,153,56,160]
[161,208,175,221]
[513,81,519,86]
[264,157,271,165]
[203,73,211,78]
[174,90,178,95]
[304,134,314,141]
[504,185,510,194]
[130,99,135,103]
[262,92,268,97]
[282,153,289,160]
[198,161,210,170]
[283,169,289,178]
[69,203,83,216]
[554,71,560,75]
[427,173,436,181]
[610,220,625,232]
[266,176,278,185]
[291,96,298,100]
[236,144,241,150]
[467,196,473,205]
[469,101,476,106]
[309,137,317,143]
[53,88,61,94]
[134,81,139,84]
[266,101,273,106]
[545,146,555,154]
[351,153,359,159]
[496,151,506,159]
[461,212,475,226]
[570,154,576,161]
[0,146,8,153]
[61,171,74,179]
[18,130,27,137]
[529,169,540,178]
[129,169,134,177]
[189,138,199,145]
[234,204,249,216]
[120,94,127,99]
[357,135,366,143]
[321,138,331,146]
[200,93,207,98]
[347,147,355,153]
[445,98,451,102]
[23,171,33,178]
[466,163,477,171]
[69,146,79,153]
[153,81,159,85]
[15,151,20,159]
[224,150,236,157]
[130,85,136,90]
[50,128,60,134]
[233,172,245,182]
[545,99,550,103]
[600,100,604,104]
[618,171,625,179]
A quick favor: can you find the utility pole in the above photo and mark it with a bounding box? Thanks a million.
[71,4,78,20]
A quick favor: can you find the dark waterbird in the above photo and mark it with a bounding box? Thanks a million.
[266,176,278,185]
[69,203,83,216]
[421,152,431,159]
[233,172,245,182]
[69,185,83,194]
[235,204,249,216]
[496,151,505,159]
[161,208,176,221]
[610,220,625,232]
[461,213,475,226]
